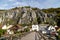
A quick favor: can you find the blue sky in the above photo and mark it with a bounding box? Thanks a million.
[0,0,60,9]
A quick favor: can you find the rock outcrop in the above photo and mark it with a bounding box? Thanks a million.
[0,7,56,25]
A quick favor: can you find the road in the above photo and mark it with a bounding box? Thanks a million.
[21,32,35,40]
[21,31,47,40]
[21,31,55,40]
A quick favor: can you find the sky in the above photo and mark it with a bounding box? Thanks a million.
[0,0,60,9]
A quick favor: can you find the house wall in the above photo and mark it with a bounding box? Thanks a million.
[32,25,39,31]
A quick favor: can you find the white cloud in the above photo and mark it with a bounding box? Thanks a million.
[0,4,8,9]
[3,4,8,7]
[0,4,8,7]
[0,0,60,9]
[15,2,20,5]
[12,1,28,7]
[0,7,7,9]
[39,0,60,8]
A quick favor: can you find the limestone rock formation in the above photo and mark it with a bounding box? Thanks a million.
[0,7,56,25]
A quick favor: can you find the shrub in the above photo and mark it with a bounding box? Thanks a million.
[0,29,6,37]
[57,30,60,39]
[24,28,30,32]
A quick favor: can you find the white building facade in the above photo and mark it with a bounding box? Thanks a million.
[32,25,39,31]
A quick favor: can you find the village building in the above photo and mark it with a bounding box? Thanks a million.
[32,25,39,31]
[48,25,56,31]
[2,25,22,34]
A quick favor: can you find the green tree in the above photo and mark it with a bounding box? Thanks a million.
[24,28,30,32]
[56,13,60,27]
[0,29,6,37]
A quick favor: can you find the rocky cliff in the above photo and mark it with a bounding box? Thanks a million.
[0,6,56,25]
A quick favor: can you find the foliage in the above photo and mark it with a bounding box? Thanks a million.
[56,13,60,26]
[32,8,38,10]
[42,8,60,13]
[24,6,30,8]
[57,18,60,27]
[42,8,60,26]
[0,29,6,37]
[20,24,27,27]
[20,23,32,27]
[6,19,17,25]
[37,17,41,24]
[57,13,60,17]
[24,28,30,32]
[57,30,60,39]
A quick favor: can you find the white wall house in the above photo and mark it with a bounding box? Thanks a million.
[2,25,14,34]
[7,29,14,34]
[2,25,13,30]
[32,25,39,31]
[48,25,56,31]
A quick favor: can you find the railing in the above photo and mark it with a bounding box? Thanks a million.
[37,31,55,40]
[36,31,46,40]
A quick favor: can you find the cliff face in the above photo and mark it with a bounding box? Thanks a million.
[0,7,56,25]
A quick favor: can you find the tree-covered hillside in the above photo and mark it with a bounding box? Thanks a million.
[42,8,60,26]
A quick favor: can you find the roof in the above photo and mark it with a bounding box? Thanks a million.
[9,25,22,30]
[2,25,13,30]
